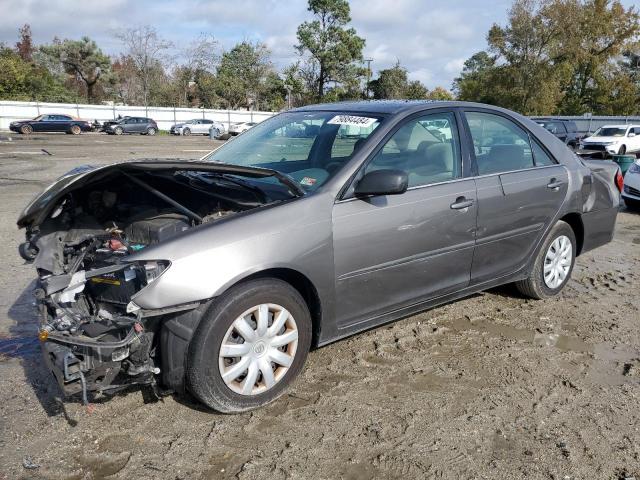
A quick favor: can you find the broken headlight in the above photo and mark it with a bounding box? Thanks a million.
[139,260,170,284]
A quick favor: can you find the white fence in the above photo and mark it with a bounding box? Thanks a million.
[0,101,277,131]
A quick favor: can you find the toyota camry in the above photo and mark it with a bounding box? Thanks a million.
[17,101,621,412]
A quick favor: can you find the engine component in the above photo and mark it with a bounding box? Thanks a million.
[124,213,190,245]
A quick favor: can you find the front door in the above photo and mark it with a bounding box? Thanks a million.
[463,110,569,283]
[332,111,477,327]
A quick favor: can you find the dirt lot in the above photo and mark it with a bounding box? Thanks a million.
[0,133,639,480]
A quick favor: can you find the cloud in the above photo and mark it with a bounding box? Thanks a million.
[9,0,635,89]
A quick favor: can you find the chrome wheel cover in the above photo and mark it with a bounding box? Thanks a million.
[218,303,298,396]
[543,235,572,289]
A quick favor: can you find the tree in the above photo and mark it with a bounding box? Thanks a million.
[0,46,76,102]
[368,61,450,100]
[369,62,408,99]
[40,37,111,102]
[296,0,366,101]
[115,26,173,106]
[15,24,34,62]
[215,41,275,109]
[453,0,640,115]
[425,86,454,101]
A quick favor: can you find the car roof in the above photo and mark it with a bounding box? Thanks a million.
[599,124,636,128]
[290,100,515,115]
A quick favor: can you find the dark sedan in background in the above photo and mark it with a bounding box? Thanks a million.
[18,101,621,413]
[9,114,92,135]
[103,116,158,135]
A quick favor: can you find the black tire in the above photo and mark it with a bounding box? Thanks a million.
[182,127,191,136]
[145,127,156,136]
[186,278,312,413]
[619,145,627,155]
[20,124,32,135]
[114,126,123,135]
[624,198,640,211]
[515,220,576,299]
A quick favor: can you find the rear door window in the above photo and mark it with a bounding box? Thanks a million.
[465,112,534,175]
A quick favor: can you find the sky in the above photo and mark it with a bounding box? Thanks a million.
[0,0,636,91]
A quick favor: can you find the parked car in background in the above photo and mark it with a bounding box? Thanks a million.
[170,119,226,136]
[18,101,621,413]
[534,119,582,150]
[104,117,158,136]
[9,114,92,135]
[622,159,640,210]
[228,121,257,136]
[579,124,640,157]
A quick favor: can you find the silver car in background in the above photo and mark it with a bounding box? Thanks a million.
[170,118,225,136]
[17,101,621,412]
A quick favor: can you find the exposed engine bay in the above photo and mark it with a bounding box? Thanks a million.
[17,161,299,401]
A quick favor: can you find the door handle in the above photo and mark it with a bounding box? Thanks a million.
[450,197,474,210]
[547,179,564,189]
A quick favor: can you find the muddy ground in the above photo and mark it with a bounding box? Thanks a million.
[0,133,639,480]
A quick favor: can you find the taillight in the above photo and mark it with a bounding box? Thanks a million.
[615,169,624,193]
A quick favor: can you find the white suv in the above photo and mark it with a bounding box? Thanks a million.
[580,124,640,156]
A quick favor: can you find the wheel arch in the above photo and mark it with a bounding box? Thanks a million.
[559,212,584,256]
[237,268,323,348]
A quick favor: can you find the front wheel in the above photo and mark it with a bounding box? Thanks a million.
[515,220,576,299]
[187,278,312,413]
[69,125,81,135]
[20,124,32,135]
[114,126,123,135]
[182,128,191,136]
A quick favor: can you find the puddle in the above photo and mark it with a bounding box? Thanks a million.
[0,334,40,359]
[445,316,593,354]
[76,452,131,478]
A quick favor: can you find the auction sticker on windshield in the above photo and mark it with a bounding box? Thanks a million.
[327,115,377,128]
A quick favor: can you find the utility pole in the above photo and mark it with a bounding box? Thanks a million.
[364,59,373,99]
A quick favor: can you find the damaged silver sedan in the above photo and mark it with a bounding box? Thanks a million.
[17,101,621,412]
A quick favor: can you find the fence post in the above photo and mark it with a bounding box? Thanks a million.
[250,111,254,123]
[36,101,40,115]
[113,104,116,120]
[76,103,80,118]
[173,107,176,125]
[227,111,231,130]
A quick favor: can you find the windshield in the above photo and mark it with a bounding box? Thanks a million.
[593,127,626,137]
[204,111,383,191]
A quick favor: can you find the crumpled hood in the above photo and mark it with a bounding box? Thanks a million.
[16,159,302,229]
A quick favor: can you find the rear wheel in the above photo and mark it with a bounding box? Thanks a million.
[146,127,156,136]
[515,220,576,299]
[20,124,32,135]
[187,278,312,413]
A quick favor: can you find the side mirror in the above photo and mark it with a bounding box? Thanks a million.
[629,132,636,137]
[354,169,408,197]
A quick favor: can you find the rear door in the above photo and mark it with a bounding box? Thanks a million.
[53,115,72,132]
[463,110,569,284]
[332,110,477,327]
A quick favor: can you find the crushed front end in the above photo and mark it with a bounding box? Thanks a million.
[16,160,292,403]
